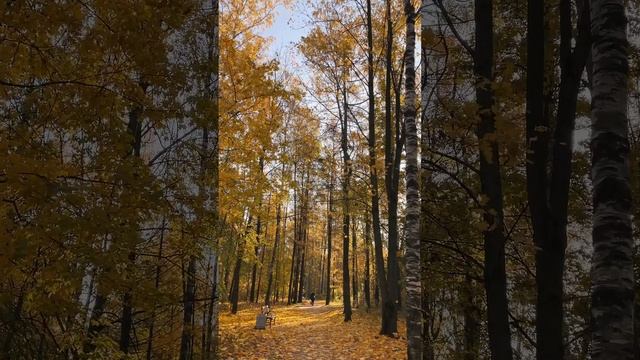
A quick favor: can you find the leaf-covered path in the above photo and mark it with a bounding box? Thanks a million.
[219,304,407,359]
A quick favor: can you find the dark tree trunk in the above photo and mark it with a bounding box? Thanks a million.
[230,218,251,314]
[326,180,333,305]
[352,221,359,306]
[255,244,266,302]
[462,272,480,360]
[265,205,281,305]
[366,0,391,333]
[419,1,435,358]
[120,96,145,355]
[474,0,513,358]
[382,0,399,335]
[146,220,166,359]
[526,1,590,358]
[387,102,402,314]
[179,256,197,359]
[297,211,307,303]
[249,244,259,303]
[249,216,262,303]
[364,215,372,310]
[205,254,219,360]
[288,176,299,305]
[340,81,352,322]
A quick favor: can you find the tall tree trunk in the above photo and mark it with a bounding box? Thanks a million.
[352,221,359,306]
[287,234,297,305]
[526,0,553,357]
[205,252,218,360]
[288,170,299,305]
[249,158,265,303]
[230,217,251,314]
[403,1,422,357]
[376,0,399,336]
[265,204,281,305]
[382,0,399,335]
[364,215,372,310]
[474,0,513,358]
[462,271,480,360]
[297,206,307,303]
[366,0,393,334]
[326,179,333,305]
[249,246,259,303]
[146,219,166,359]
[341,81,352,322]
[590,0,634,358]
[527,0,591,357]
[120,92,146,354]
[255,244,266,302]
[419,1,435,358]
[179,254,197,359]
[249,218,262,303]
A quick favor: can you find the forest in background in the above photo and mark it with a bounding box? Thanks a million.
[1,0,639,359]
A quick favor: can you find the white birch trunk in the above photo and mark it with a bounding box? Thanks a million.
[590,0,634,358]
[403,0,423,358]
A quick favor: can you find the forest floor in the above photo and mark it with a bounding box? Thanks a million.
[219,302,407,359]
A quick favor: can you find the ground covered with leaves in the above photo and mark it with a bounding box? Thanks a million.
[219,303,407,359]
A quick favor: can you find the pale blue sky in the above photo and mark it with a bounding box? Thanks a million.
[263,4,308,57]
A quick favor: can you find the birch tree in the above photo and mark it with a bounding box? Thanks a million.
[590,0,635,358]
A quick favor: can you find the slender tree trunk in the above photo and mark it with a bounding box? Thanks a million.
[403,1,422,357]
[340,81,352,322]
[419,2,435,359]
[383,0,400,320]
[352,221,359,306]
[366,0,390,331]
[297,208,307,303]
[120,94,146,354]
[255,245,266,302]
[474,0,513,358]
[205,252,218,360]
[590,0,634,358]
[179,254,197,359]
[230,248,243,313]
[326,179,333,305]
[276,206,288,305]
[462,271,480,360]
[287,232,297,305]
[527,1,590,357]
[230,217,251,314]
[146,219,166,359]
[288,172,299,305]
[249,245,259,303]
[249,216,262,303]
[265,204,281,305]
[364,215,372,310]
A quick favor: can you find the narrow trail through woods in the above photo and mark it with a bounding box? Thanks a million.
[220,304,406,359]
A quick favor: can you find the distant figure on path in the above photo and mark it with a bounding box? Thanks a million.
[310,292,316,306]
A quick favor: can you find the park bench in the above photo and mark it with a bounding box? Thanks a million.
[255,305,276,330]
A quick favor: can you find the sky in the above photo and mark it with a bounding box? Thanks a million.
[263,3,308,58]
